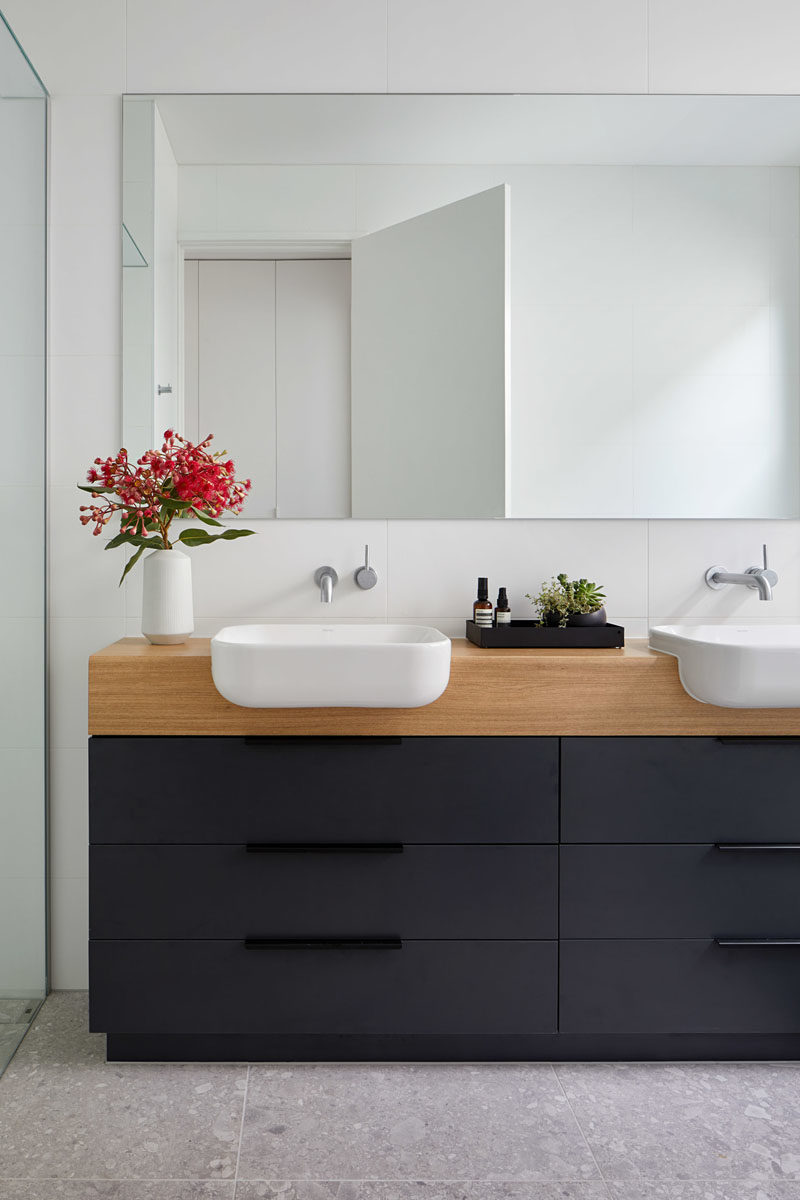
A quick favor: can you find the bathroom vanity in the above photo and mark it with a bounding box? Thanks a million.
[88,638,800,1062]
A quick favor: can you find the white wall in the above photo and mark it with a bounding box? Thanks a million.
[4,0,800,986]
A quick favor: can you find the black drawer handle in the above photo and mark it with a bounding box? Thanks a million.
[716,737,800,745]
[244,937,403,950]
[715,938,800,947]
[245,843,404,854]
[715,843,800,852]
[243,736,402,747]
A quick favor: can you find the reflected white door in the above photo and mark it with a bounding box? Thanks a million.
[196,260,277,519]
[351,184,509,518]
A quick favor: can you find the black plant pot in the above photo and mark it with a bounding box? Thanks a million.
[567,606,607,627]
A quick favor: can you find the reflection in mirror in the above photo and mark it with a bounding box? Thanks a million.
[123,94,800,519]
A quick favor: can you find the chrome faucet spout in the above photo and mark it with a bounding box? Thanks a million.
[314,565,338,604]
[710,570,772,600]
[752,572,774,601]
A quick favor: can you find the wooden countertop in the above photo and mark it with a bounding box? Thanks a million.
[88,636,800,736]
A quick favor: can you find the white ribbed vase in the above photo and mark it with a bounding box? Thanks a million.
[141,548,194,645]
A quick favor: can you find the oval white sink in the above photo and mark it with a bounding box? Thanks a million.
[211,623,451,709]
[650,624,800,708]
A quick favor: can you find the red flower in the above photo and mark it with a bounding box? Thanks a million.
[78,430,252,548]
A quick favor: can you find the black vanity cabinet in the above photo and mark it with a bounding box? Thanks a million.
[89,734,800,1061]
[89,735,560,1060]
[560,737,800,1050]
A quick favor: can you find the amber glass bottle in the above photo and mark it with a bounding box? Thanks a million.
[473,577,493,627]
[495,587,511,625]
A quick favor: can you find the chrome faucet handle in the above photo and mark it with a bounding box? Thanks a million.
[354,544,378,591]
[746,543,778,586]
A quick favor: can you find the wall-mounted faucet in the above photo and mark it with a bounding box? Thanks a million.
[314,565,338,604]
[705,544,778,601]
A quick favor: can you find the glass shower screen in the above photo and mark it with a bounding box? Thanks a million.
[0,11,47,1073]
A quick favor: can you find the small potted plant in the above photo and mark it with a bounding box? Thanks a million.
[526,573,607,628]
[79,430,254,644]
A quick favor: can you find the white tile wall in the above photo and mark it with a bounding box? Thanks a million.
[649,520,800,622]
[48,222,121,358]
[386,520,649,629]
[649,0,800,95]
[49,750,89,879]
[48,877,88,991]
[6,0,800,986]
[48,617,124,752]
[123,521,390,624]
[387,0,648,93]
[49,96,120,227]
[49,487,126,619]
[125,0,389,94]
[48,356,120,487]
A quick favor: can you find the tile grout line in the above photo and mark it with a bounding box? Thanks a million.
[233,1063,250,1189]
[551,1063,613,1197]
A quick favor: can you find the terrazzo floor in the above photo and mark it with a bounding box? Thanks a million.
[0,994,799,1199]
[0,997,42,1078]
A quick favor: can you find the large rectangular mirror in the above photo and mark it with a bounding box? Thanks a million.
[123,94,800,519]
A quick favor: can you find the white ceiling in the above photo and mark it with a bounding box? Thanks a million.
[147,93,800,167]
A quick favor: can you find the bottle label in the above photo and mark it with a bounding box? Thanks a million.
[495,611,511,625]
[475,610,493,627]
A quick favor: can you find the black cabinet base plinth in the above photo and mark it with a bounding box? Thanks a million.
[105,1032,800,1063]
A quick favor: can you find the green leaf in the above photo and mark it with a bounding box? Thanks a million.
[177,527,214,546]
[77,483,115,495]
[189,506,223,527]
[105,531,163,551]
[118,543,146,586]
[178,527,256,547]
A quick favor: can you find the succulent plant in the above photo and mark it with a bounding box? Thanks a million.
[526,573,606,628]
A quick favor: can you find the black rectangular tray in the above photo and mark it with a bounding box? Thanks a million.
[465,619,624,649]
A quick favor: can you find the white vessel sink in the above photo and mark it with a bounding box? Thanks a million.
[649,624,800,708]
[211,623,451,709]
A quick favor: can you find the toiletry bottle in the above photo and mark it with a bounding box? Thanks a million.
[495,587,511,626]
[473,577,493,627]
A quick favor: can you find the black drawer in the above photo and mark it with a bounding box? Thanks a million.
[90,844,557,939]
[561,939,800,1034]
[90,939,557,1036]
[561,844,800,939]
[562,737,800,842]
[90,736,557,844]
